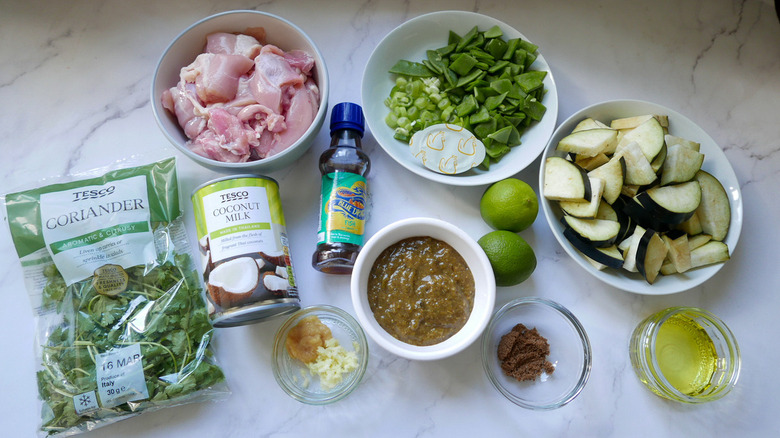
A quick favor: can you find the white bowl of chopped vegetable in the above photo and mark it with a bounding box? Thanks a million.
[538,99,743,295]
[361,11,558,186]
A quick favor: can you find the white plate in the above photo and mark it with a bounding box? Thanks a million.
[539,100,743,295]
[361,11,558,186]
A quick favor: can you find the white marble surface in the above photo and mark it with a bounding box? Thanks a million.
[1,0,779,436]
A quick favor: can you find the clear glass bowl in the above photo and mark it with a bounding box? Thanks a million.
[272,305,369,405]
[629,306,740,403]
[481,297,592,410]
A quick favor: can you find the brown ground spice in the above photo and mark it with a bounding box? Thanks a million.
[497,323,555,381]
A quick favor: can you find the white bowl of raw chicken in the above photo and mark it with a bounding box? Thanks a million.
[152,10,329,173]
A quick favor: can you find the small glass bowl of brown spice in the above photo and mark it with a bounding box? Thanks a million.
[272,305,369,405]
[481,297,592,410]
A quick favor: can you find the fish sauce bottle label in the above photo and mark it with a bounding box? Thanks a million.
[318,172,367,245]
[313,102,370,274]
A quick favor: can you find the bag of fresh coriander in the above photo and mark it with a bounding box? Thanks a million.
[4,157,229,437]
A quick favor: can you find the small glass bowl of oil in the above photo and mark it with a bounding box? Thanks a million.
[629,307,740,403]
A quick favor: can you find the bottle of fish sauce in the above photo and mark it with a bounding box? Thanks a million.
[312,102,370,274]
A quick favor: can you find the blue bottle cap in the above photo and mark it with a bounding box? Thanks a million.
[330,102,365,137]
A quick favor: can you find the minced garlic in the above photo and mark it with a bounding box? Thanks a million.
[306,338,359,389]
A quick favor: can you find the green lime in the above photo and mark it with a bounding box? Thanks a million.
[480,178,539,232]
[478,230,537,287]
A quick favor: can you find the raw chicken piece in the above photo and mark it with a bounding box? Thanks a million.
[266,79,319,156]
[237,104,286,133]
[205,32,262,59]
[189,130,248,163]
[252,79,319,158]
[189,108,256,162]
[283,50,315,74]
[182,53,255,104]
[162,82,207,139]
[249,45,306,113]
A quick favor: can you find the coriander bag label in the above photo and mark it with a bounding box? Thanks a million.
[95,343,149,408]
[5,158,179,293]
[38,175,153,285]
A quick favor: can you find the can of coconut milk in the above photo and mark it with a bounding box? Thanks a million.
[192,175,299,327]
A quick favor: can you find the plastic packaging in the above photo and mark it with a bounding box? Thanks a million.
[3,157,229,437]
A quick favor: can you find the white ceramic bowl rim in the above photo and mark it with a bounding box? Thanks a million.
[350,217,496,361]
[151,10,330,170]
[539,99,743,295]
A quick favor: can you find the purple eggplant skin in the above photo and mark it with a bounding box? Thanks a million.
[563,227,624,269]
[635,228,667,284]
[560,216,620,248]
[636,191,696,225]
[619,195,673,232]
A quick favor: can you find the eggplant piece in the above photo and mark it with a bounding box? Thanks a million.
[595,245,625,267]
[661,143,705,185]
[665,134,701,152]
[620,196,673,232]
[621,184,641,197]
[621,225,646,272]
[636,229,669,284]
[610,196,637,240]
[676,211,704,235]
[595,201,618,222]
[564,227,624,269]
[560,177,605,218]
[615,117,666,162]
[561,215,621,247]
[556,128,618,157]
[588,156,626,204]
[575,153,610,171]
[650,143,667,174]
[613,141,657,185]
[610,114,669,130]
[693,170,731,241]
[661,237,726,275]
[662,233,692,274]
[573,117,611,133]
[543,157,592,202]
[636,181,701,225]
[688,233,712,251]
[690,241,730,268]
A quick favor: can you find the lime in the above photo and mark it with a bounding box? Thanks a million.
[478,230,536,287]
[480,178,538,232]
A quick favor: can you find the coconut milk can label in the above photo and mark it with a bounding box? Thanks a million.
[95,343,149,408]
[38,175,152,285]
[201,185,277,263]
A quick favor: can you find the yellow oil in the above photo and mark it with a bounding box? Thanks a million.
[654,314,717,395]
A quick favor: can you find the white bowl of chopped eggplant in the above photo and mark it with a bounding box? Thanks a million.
[539,100,742,295]
[361,11,558,186]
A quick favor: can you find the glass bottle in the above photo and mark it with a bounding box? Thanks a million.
[312,102,370,274]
